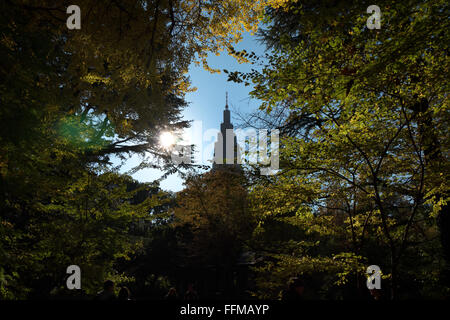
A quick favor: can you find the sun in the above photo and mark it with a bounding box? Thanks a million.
[160,131,176,148]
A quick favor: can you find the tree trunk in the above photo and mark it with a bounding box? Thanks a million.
[412,98,449,286]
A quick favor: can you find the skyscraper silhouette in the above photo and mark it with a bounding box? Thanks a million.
[213,93,240,169]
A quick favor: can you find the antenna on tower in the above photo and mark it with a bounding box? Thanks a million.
[225,92,228,109]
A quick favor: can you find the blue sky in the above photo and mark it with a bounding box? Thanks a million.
[120,32,266,192]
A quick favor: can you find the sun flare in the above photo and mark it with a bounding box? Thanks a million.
[160,131,176,148]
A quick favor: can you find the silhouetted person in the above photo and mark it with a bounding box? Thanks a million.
[118,286,132,301]
[95,280,116,301]
[184,283,199,300]
[281,277,305,301]
[165,287,179,300]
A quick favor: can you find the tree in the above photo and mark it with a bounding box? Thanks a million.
[173,169,255,267]
[228,0,449,299]
[0,0,287,298]
[1,170,167,298]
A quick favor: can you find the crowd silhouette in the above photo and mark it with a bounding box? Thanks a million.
[88,277,382,301]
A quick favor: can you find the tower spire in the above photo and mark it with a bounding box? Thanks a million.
[225,92,228,109]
